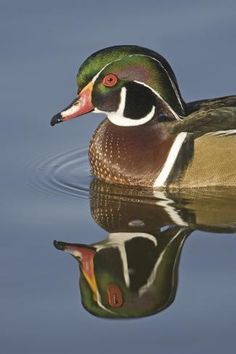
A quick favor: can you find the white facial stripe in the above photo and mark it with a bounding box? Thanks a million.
[129,54,184,112]
[91,57,124,83]
[89,53,182,125]
[106,86,156,126]
[154,132,188,188]
[108,106,155,126]
[91,54,184,114]
[134,80,180,120]
[117,86,126,116]
[93,87,127,121]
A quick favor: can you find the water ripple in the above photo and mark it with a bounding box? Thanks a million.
[31,147,92,199]
[31,146,236,205]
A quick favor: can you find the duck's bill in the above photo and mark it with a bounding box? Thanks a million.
[50,82,94,126]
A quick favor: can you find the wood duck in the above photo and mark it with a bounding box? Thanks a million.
[51,45,236,189]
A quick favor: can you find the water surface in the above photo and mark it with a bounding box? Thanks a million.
[33,147,236,321]
[2,1,236,353]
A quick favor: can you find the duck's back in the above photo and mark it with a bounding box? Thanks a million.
[186,95,236,115]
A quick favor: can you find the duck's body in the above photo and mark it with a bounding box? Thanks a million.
[90,96,236,188]
[51,45,236,189]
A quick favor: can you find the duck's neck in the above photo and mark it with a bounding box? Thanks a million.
[89,119,179,187]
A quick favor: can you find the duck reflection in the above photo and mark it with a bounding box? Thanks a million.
[54,181,236,318]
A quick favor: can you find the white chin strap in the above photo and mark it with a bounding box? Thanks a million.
[95,86,156,127]
[108,106,156,127]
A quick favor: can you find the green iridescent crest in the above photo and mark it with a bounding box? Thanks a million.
[97,55,183,114]
[76,45,184,115]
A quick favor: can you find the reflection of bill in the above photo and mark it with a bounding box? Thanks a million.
[54,180,236,318]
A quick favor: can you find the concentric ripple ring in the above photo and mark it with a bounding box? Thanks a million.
[32,147,92,199]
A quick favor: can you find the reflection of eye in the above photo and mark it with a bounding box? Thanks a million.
[102,73,118,87]
[106,283,123,308]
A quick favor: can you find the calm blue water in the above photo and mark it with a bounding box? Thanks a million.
[1,1,236,353]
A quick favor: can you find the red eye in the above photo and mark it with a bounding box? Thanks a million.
[102,73,118,87]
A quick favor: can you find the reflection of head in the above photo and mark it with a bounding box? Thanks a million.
[54,179,193,318]
[79,228,190,318]
[55,223,190,318]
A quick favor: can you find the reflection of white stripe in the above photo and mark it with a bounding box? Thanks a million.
[138,228,186,296]
[153,132,188,188]
[105,232,158,246]
[96,232,158,288]
[153,191,188,226]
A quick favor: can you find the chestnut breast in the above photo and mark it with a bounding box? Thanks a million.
[89,119,175,187]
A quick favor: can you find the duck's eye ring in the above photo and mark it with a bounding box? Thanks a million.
[102,73,118,87]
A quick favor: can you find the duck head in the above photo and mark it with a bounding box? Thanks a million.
[51,45,186,127]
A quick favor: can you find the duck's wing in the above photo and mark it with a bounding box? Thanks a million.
[173,132,236,188]
[186,95,236,114]
[167,106,236,137]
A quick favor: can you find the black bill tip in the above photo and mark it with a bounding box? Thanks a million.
[53,240,66,250]
[50,113,63,126]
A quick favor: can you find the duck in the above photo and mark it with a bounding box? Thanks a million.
[51,45,236,189]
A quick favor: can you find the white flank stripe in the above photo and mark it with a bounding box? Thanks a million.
[153,132,188,188]
[207,129,236,136]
